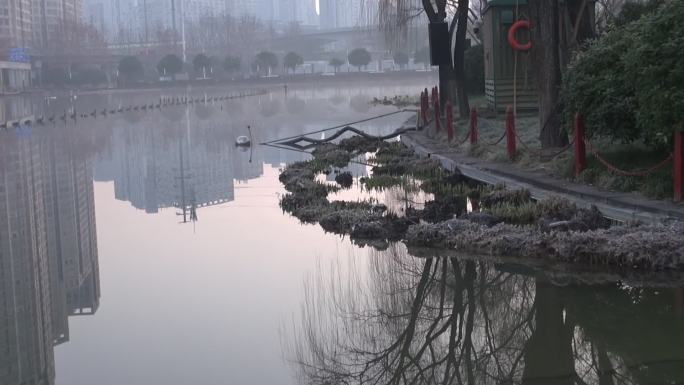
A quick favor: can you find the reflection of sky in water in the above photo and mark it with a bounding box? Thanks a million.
[0,79,431,385]
[2,76,684,385]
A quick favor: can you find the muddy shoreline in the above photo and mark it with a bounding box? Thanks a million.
[277,135,684,271]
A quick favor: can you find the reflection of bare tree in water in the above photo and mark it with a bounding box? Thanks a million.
[286,246,536,385]
[286,246,684,385]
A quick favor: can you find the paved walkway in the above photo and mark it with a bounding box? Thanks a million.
[401,125,684,224]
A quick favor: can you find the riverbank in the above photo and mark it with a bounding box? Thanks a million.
[274,126,684,271]
[401,115,684,223]
[1,70,438,99]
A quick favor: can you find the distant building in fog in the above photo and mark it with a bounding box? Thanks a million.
[227,0,317,26]
[32,0,84,49]
[319,0,375,29]
[0,0,33,49]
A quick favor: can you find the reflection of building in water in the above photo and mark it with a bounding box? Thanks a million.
[103,115,236,215]
[0,96,34,122]
[0,130,100,385]
[0,135,55,385]
[41,133,100,344]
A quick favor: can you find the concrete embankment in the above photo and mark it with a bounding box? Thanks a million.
[399,117,684,224]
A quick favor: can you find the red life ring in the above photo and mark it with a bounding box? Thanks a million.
[508,20,532,52]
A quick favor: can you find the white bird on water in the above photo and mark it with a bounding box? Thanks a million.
[236,125,252,147]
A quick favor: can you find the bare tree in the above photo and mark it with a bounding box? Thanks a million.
[527,0,595,147]
[376,0,474,118]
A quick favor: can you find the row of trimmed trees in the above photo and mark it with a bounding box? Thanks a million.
[117,47,429,85]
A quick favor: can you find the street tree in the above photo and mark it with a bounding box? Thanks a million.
[73,67,108,86]
[283,52,304,74]
[43,67,69,87]
[193,54,212,78]
[223,55,242,77]
[157,54,184,78]
[254,51,278,75]
[118,56,144,85]
[528,0,596,147]
[329,57,345,73]
[348,48,371,72]
[393,51,410,69]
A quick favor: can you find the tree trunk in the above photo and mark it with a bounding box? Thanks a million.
[452,0,471,118]
[529,0,568,148]
[438,64,451,116]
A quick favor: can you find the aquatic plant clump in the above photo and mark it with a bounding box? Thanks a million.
[405,220,684,270]
[279,138,427,247]
[278,134,684,270]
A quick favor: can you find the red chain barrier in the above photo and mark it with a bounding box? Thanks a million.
[456,130,471,146]
[511,126,574,160]
[584,137,673,177]
[481,132,507,147]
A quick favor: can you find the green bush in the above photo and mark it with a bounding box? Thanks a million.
[614,0,664,26]
[562,0,684,147]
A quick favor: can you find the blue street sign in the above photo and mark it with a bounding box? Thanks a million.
[9,48,30,63]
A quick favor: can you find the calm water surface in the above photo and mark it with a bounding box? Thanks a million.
[1,79,683,385]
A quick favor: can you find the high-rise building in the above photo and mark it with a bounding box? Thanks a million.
[0,0,33,49]
[32,0,84,49]
[82,0,135,42]
[319,0,373,29]
[273,0,317,25]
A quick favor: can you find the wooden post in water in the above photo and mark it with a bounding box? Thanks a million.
[574,113,588,177]
[506,106,516,160]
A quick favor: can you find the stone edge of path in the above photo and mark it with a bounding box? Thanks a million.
[399,122,684,224]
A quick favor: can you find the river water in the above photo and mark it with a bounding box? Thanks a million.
[1,79,683,385]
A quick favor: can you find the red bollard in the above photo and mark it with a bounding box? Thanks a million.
[574,113,588,177]
[506,106,516,160]
[420,91,426,126]
[424,93,429,126]
[434,99,442,132]
[470,107,478,145]
[675,131,684,202]
[446,101,454,142]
